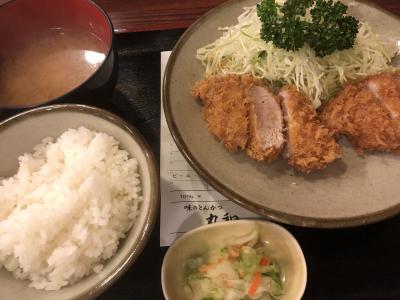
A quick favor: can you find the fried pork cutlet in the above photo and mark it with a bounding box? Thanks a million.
[279,86,341,173]
[191,75,258,152]
[246,86,285,162]
[321,72,400,154]
[365,70,400,120]
[192,75,285,163]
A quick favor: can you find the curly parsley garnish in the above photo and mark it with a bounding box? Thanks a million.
[257,0,359,57]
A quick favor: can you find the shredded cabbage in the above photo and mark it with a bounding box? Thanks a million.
[196,5,396,108]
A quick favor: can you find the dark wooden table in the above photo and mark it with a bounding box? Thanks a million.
[0,1,398,300]
[94,0,400,33]
[86,1,400,299]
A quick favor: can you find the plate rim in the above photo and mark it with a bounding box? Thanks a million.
[163,0,400,228]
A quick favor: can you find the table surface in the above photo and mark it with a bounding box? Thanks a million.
[91,1,400,297]
[94,0,400,33]
[2,1,400,299]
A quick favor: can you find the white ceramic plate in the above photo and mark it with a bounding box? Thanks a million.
[163,0,400,228]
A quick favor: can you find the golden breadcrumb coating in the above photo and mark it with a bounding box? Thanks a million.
[191,74,259,152]
[280,86,341,173]
[365,70,400,120]
[321,72,400,155]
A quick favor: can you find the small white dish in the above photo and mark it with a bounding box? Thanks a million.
[161,220,307,300]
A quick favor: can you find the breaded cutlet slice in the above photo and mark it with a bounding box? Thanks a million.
[365,70,400,120]
[321,81,400,154]
[246,85,285,162]
[191,74,259,152]
[279,86,341,173]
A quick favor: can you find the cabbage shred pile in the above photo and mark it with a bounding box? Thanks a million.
[196,3,395,108]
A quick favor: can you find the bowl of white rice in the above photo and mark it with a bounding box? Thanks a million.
[0,104,158,299]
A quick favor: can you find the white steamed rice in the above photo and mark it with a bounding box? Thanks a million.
[0,126,142,290]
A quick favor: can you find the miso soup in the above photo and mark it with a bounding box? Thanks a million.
[0,29,108,107]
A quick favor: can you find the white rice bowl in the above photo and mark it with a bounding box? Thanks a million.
[0,126,143,291]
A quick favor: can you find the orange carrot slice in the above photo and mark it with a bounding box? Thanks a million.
[228,246,241,258]
[199,264,215,273]
[259,257,270,266]
[248,272,261,296]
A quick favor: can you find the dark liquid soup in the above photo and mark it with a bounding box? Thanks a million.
[0,29,108,107]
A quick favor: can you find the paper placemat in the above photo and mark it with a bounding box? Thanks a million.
[160,51,258,247]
